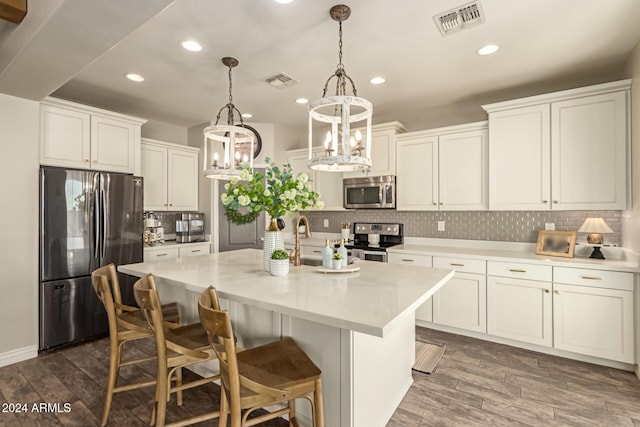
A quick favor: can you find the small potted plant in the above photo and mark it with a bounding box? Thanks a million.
[332,252,343,270]
[270,249,290,277]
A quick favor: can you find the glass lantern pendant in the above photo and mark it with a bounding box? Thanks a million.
[203,57,256,180]
[308,4,373,172]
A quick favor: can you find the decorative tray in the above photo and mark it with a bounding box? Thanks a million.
[316,265,360,274]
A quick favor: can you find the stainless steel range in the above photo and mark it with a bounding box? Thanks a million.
[344,222,403,262]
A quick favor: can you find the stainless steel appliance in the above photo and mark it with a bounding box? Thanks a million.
[344,222,403,262]
[39,167,143,350]
[176,212,205,243]
[343,175,396,209]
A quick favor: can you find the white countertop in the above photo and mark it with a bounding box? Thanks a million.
[388,238,640,273]
[119,248,454,337]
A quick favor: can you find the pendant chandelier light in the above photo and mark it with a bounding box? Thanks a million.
[203,57,256,180]
[308,4,373,172]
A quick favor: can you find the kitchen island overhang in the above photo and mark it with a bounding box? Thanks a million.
[119,249,454,426]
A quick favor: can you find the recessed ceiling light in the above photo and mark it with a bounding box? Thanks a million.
[241,113,253,118]
[124,73,144,82]
[370,76,386,85]
[295,98,309,104]
[181,40,202,52]
[275,0,294,3]
[478,44,499,55]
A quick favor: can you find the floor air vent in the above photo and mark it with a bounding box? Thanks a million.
[434,1,485,36]
[264,72,299,89]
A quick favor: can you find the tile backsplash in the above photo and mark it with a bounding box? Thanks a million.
[300,210,622,246]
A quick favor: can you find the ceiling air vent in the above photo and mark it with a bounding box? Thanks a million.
[264,72,299,89]
[433,1,485,36]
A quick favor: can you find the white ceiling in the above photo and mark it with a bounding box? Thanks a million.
[2,0,640,133]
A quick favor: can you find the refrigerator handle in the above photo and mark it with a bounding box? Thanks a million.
[93,174,101,260]
[101,184,107,260]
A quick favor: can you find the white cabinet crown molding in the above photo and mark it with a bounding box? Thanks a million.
[141,137,200,153]
[42,96,147,125]
[481,79,631,113]
[395,121,488,140]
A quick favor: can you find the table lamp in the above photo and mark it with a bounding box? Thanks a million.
[577,218,613,259]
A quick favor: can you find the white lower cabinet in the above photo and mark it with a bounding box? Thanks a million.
[143,246,179,262]
[388,252,433,322]
[487,276,552,347]
[552,267,634,363]
[178,243,210,258]
[433,272,486,333]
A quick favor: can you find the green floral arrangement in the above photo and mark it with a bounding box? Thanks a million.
[271,249,290,260]
[221,157,324,226]
[332,252,343,260]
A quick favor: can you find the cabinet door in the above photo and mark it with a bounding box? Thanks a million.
[488,104,551,210]
[91,115,136,173]
[141,143,168,211]
[40,105,91,169]
[312,148,344,210]
[433,272,486,333]
[344,130,396,178]
[168,148,199,211]
[439,129,488,210]
[551,91,628,210]
[553,283,633,363]
[396,136,438,210]
[487,276,552,347]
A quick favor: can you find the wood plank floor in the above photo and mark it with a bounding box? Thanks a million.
[1,326,639,426]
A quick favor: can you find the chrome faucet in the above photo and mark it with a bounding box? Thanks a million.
[292,215,311,266]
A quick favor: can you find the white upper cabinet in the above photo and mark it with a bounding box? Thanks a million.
[141,138,199,211]
[483,80,630,210]
[40,97,145,174]
[343,121,406,178]
[287,148,343,211]
[396,122,488,211]
[486,104,551,210]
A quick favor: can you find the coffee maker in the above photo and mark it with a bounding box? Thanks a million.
[143,212,165,246]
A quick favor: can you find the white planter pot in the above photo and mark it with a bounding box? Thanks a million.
[263,230,284,272]
[332,259,342,270]
[270,259,290,277]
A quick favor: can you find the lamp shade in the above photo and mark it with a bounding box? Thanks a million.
[577,218,613,234]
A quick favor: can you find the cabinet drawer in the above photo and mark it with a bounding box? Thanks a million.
[553,267,633,291]
[387,253,432,267]
[178,244,210,258]
[487,261,552,282]
[304,246,325,257]
[144,247,179,262]
[433,256,486,274]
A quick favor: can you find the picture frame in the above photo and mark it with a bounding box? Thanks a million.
[535,230,577,258]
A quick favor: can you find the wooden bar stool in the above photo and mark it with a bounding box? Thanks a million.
[91,264,180,426]
[134,274,221,427]
[198,286,324,427]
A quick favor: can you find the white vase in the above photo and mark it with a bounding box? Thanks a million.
[263,218,284,272]
[270,259,289,277]
[332,259,342,270]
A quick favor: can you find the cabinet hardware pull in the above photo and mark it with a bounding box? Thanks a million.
[169,203,173,206]
[580,276,602,280]
[450,263,464,267]
[192,250,201,253]
[432,202,437,206]
[157,253,168,257]
[542,200,548,203]
[84,159,89,163]
[402,259,414,262]
[313,250,321,254]
[439,202,443,205]
[544,289,550,293]
[92,160,97,164]
[554,290,560,294]
[509,269,526,273]
[553,200,558,204]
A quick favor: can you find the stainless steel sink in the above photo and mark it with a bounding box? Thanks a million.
[298,257,323,266]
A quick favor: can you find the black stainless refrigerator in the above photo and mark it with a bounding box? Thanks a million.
[39,166,143,350]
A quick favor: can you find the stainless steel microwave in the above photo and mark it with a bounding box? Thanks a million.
[343,176,396,209]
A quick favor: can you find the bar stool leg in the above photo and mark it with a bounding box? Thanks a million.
[314,379,324,427]
[219,386,229,427]
[288,399,297,427]
[101,343,121,426]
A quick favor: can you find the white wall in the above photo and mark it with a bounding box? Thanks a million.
[141,119,188,145]
[0,94,39,363]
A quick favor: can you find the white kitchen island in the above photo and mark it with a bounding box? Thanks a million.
[119,249,454,427]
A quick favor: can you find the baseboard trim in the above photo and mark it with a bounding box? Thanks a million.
[635,364,640,380]
[0,345,37,368]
